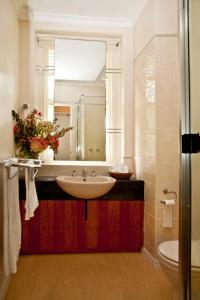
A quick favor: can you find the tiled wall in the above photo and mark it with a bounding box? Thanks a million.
[134,36,180,258]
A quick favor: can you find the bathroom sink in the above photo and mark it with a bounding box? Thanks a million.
[56,176,116,199]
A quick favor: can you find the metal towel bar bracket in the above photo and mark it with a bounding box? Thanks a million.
[6,159,42,181]
[7,167,23,179]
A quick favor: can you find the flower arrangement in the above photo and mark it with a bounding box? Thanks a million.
[12,109,73,158]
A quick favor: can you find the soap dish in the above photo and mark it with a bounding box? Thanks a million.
[109,171,133,180]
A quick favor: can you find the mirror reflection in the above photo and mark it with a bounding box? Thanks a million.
[54,96,106,161]
[35,35,122,162]
[53,38,106,161]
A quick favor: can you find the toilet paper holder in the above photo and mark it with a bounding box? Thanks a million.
[161,188,177,228]
[162,187,177,200]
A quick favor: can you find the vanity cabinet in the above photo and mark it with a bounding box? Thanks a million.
[19,179,144,254]
[20,201,86,253]
[85,200,144,251]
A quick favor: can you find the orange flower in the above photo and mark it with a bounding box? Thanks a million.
[12,109,73,157]
[30,137,48,153]
[13,125,18,134]
[48,135,59,150]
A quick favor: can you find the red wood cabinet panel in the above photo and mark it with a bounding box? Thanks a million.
[19,199,144,254]
[87,200,144,252]
[20,200,86,254]
[20,200,85,228]
[87,200,144,228]
[90,201,120,227]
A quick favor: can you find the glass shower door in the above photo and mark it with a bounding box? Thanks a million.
[181,1,200,299]
[189,1,200,299]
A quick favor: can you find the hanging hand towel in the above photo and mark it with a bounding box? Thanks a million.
[3,167,21,275]
[25,168,39,220]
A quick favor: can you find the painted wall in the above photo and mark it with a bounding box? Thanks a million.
[132,0,154,60]
[133,0,178,60]
[0,0,19,159]
[54,81,105,103]
[133,0,180,259]
[19,20,33,111]
[0,0,19,297]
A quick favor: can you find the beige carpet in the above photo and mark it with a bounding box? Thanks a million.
[6,252,172,300]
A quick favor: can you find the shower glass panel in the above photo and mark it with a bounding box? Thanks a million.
[188,1,200,299]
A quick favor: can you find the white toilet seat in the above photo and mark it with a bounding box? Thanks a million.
[158,241,178,263]
[158,240,200,271]
[158,240,200,300]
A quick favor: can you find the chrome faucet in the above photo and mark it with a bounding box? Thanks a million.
[81,168,87,178]
[72,170,77,176]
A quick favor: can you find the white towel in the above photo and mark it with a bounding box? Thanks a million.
[3,169,21,275]
[24,168,39,221]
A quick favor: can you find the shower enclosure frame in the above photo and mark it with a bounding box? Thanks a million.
[180,0,193,299]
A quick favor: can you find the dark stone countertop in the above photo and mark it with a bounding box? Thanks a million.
[19,176,144,201]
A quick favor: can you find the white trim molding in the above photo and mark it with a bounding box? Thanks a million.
[33,12,133,28]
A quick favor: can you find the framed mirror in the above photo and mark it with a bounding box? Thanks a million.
[35,34,122,163]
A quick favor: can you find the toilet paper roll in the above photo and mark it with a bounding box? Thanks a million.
[160,200,175,228]
[160,199,175,206]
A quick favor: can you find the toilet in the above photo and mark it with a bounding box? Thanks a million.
[158,240,200,300]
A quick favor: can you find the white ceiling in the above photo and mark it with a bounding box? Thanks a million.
[55,39,105,81]
[22,0,148,23]
[17,0,148,81]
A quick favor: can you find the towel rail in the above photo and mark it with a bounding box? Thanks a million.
[6,159,42,181]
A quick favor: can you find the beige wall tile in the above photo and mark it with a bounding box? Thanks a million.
[134,36,180,257]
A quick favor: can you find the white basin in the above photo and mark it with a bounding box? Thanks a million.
[56,175,116,199]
